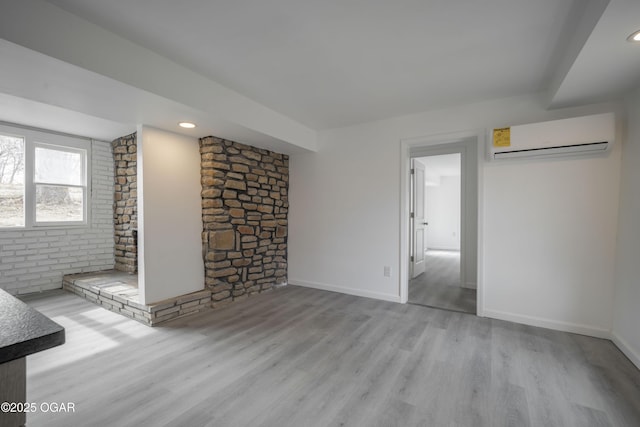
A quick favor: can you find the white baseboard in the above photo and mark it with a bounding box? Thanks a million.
[483,309,611,339]
[611,332,640,371]
[288,278,401,303]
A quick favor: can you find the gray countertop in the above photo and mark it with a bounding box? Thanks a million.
[0,289,65,364]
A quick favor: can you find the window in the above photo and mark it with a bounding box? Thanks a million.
[0,133,25,227]
[0,123,90,228]
[34,144,86,224]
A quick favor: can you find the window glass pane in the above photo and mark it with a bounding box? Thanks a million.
[36,185,83,222]
[0,135,25,227]
[35,146,83,185]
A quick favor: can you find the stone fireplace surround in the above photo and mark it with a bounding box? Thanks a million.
[65,133,288,325]
[112,133,138,273]
[200,136,289,307]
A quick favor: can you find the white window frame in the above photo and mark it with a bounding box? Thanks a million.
[0,122,92,230]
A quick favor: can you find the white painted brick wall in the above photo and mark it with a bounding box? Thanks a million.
[0,140,115,295]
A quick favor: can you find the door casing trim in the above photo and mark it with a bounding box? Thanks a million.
[399,130,484,316]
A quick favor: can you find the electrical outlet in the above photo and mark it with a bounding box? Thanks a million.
[384,266,391,277]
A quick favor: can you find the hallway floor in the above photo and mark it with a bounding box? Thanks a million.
[409,250,476,314]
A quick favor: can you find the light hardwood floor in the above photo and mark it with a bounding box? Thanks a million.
[22,286,640,427]
[409,250,476,313]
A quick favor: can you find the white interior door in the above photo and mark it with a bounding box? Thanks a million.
[411,159,426,278]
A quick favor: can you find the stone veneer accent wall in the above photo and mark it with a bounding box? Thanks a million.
[200,136,288,305]
[112,133,138,273]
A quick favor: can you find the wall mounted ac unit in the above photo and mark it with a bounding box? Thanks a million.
[489,113,615,161]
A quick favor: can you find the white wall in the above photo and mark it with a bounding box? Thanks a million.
[289,121,402,301]
[483,151,620,336]
[0,139,114,294]
[137,126,203,304]
[426,175,461,251]
[612,86,640,368]
[289,92,621,334]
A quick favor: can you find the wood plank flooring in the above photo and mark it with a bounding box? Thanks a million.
[409,250,477,313]
[20,286,640,427]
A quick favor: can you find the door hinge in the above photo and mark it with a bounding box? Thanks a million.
[410,168,415,175]
[410,212,414,219]
[410,256,414,262]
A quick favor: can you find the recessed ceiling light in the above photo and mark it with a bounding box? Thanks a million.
[178,121,196,129]
[626,30,640,43]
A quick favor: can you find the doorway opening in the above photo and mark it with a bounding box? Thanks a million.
[409,154,475,313]
[401,133,479,315]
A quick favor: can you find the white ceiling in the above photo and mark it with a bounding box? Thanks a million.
[550,0,640,107]
[44,0,578,129]
[1,0,639,146]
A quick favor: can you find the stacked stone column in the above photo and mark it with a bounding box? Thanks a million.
[112,133,138,273]
[200,136,288,305]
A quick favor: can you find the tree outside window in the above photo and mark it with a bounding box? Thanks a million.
[0,135,25,227]
[0,126,88,228]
